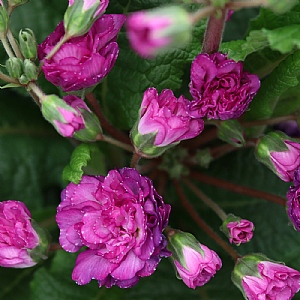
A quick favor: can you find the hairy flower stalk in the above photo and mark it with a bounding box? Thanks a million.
[56,168,171,288]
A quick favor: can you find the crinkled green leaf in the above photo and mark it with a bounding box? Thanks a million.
[244,50,300,123]
[62,143,106,184]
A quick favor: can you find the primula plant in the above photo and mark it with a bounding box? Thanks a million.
[2,0,300,299]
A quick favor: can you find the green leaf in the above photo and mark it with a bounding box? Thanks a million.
[262,25,300,53]
[62,143,106,184]
[243,50,300,123]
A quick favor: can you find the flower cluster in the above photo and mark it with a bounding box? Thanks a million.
[189,53,260,120]
[38,14,126,92]
[56,168,171,288]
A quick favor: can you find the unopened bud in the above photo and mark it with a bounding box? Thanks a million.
[126,6,193,58]
[19,28,37,60]
[6,57,23,78]
[23,59,38,81]
[64,0,108,38]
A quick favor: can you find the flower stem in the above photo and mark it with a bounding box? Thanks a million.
[201,8,227,54]
[43,34,70,62]
[7,29,23,59]
[0,70,19,84]
[183,178,227,220]
[242,114,298,127]
[86,92,131,145]
[49,243,63,251]
[174,180,240,261]
[98,134,133,152]
[190,170,286,206]
[130,151,141,168]
[1,37,15,58]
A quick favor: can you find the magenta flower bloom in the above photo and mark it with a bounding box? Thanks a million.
[286,168,300,231]
[174,244,222,289]
[0,200,39,268]
[126,6,192,58]
[56,168,171,288]
[189,53,260,120]
[232,253,300,300]
[38,14,126,92]
[269,140,300,182]
[226,219,254,245]
[242,261,300,300]
[131,87,204,157]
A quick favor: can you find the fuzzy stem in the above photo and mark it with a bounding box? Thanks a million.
[201,8,227,54]
[49,243,63,251]
[27,82,45,101]
[1,37,15,58]
[43,34,70,62]
[97,134,134,152]
[86,93,131,145]
[190,170,286,206]
[242,114,298,127]
[174,180,240,261]
[183,178,227,220]
[7,29,23,59]
[130,151,141,168]
[0,70,19,84]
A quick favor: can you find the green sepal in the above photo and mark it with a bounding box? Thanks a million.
[72,108,102,142]
[64,0,101,38]
[28,220,50,264]
[254,131,291,173]
[167,230,204,270]
[218,120,245,147]
[130,121,178,158]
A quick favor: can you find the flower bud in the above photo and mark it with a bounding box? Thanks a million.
[255,131,300,182]
[232,253,300,299]
[166,229,222,289]
[0,200,49,268]
[0,4,8,38]
[220,214,254,245]
[126,6,192,58]
[6,57,23,79]
[217,120,245,147]
[64,0,108,38]
[263,0,297,14]
[19,28,37,60]
[41,94,86,138]
[23,59,38,81]
[130,88,204,158]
